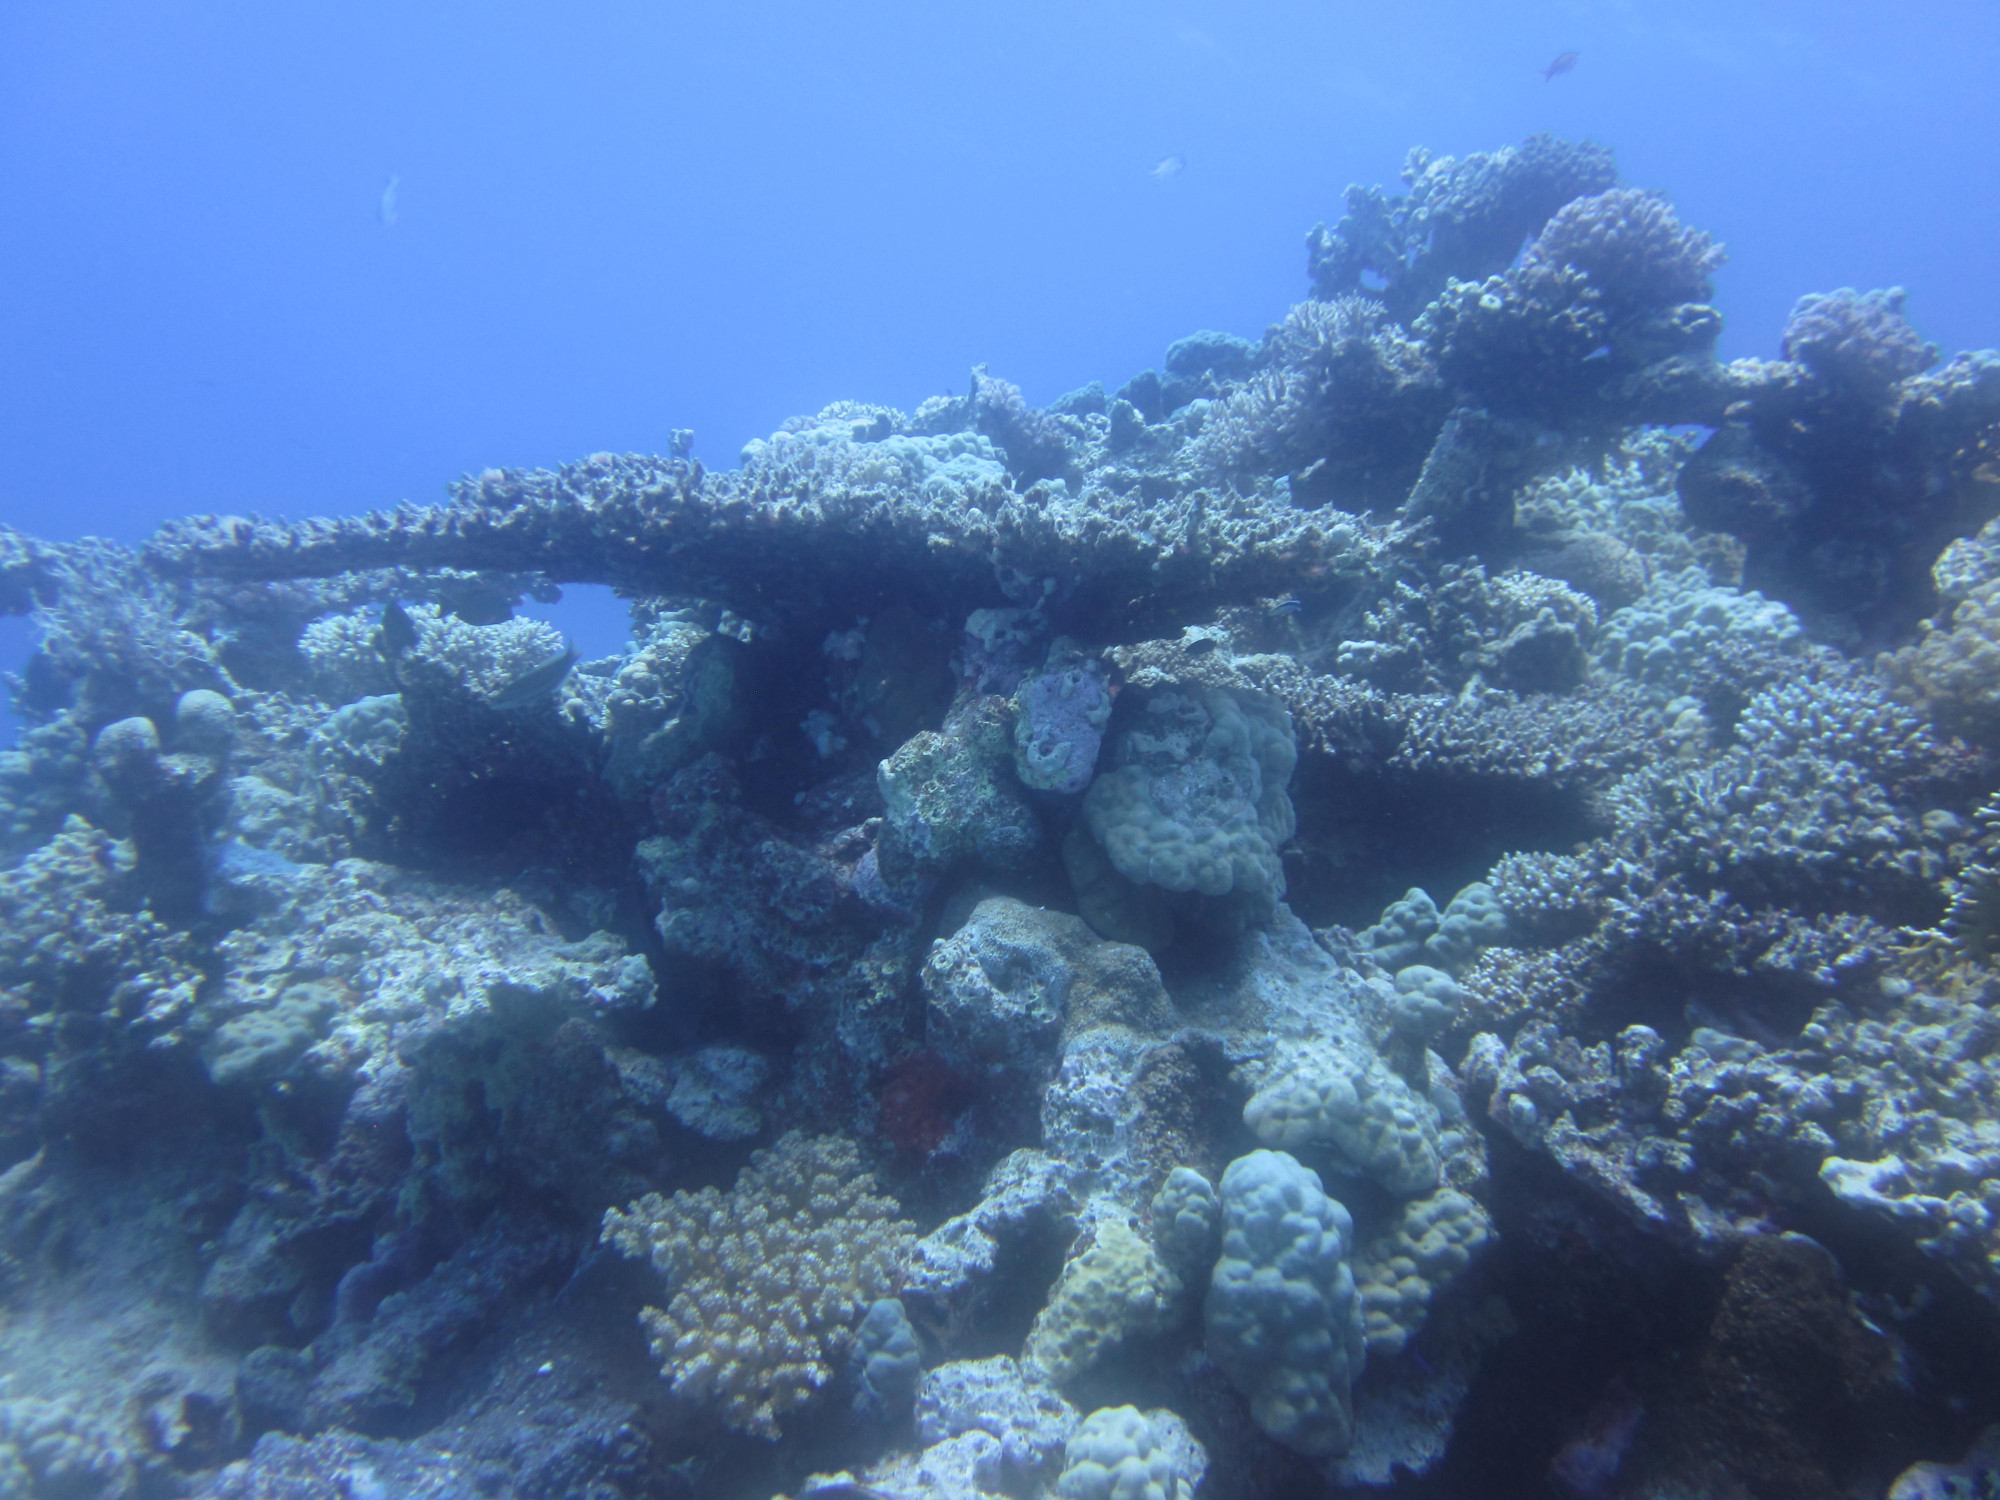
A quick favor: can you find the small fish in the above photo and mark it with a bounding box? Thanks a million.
[1150,154,1186,182]
[796,1478,895,1500]
[1270,596,1305,616]
[488,642,579,710]
[1541,51,1580,82]
[377,173,400,228]
[375,601,417,665]
[1889,1425,2000,1500]
[437,576,517,626]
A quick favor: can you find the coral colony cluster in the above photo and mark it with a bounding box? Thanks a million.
[3,135,2000,1500]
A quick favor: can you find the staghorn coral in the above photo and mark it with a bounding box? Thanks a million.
[601,1132,916,1439]
[1465,970,2000,1300]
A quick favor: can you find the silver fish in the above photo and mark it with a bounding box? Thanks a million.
[488,643,579,710]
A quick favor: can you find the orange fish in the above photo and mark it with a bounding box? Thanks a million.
[1541,50,1580,81]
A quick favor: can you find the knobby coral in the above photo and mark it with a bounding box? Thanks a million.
[601,1132,916,1438]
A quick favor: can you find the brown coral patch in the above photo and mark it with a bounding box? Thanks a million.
[1635,1233,1907,1499]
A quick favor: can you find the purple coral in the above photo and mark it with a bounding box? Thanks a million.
[1524,187,1725,312]
[1010,655,1112,795]
[1780,286,1938,393]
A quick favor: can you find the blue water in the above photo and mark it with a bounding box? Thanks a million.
[1,0,1996,737]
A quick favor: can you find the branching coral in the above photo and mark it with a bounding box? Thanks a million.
[1523,187,1725,314]
[1307,134,1618,323]
[601,1133,916,1438]
[1186,295,1444,505]
[1782,286,1938,395]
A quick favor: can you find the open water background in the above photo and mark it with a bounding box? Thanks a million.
[1,0,1997,741]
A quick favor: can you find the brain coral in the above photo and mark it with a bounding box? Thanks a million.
[1204,1149,1366,1458]
[1081,686,1296,909]
[601,1132,916,1438]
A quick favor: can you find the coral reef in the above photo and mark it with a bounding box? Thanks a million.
[3,131,1999,1500]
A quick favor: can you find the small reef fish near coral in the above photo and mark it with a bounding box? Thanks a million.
[4,128,2000,1500]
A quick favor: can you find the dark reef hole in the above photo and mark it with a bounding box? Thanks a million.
[1429,1133,1721,1499]
[906,1206,1073,1366]
[1581,947,1836,1050]
[369,704,632,891]
[1783,1176,2000,1466]
[1432,1126,2000,1499]
[727,599,964,827]
[1283,756,1604,930]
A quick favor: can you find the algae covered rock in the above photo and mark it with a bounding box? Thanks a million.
[878,696,1040,880]
[1023,1218,1180,1387]
[923,897,1173,1083]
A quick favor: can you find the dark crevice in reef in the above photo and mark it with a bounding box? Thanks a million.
[1571,942,1854,1050]
[370,694,630,887]
[1285,754,1606,931]
[1429,1125,2000,1500]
